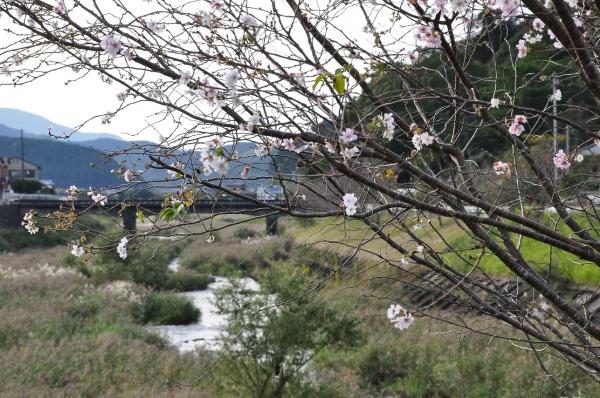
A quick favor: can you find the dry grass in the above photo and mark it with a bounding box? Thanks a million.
[0,249,218,397]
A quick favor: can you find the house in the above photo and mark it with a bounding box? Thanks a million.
[6,157,41,180]
[0,157,8,192]
[0,157,7,180]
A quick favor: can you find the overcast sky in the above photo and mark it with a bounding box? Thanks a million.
[0,0,408,143]
[0,69,159,141]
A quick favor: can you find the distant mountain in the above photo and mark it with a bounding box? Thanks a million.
[0,124,120,188]
[0,108,124,142]
[0,108,300,191]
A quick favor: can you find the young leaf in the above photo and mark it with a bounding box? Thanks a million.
[334,75,346,95]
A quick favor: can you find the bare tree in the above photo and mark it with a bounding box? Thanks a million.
[5,0,600,381]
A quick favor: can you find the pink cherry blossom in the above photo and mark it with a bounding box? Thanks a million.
[498,0,518,18]
[87,188,108,206]
[532,18,545,31]
[414,24,441,48]
[282,138,296,152]
[553,149,571,170]
[121,48,135,61]
[387,304,415,330]
[123,169,134,182]
[514,115,527,124]
[179,71,191,86]
[224,69,239,90]
[508,123,525,136]
[343,146,360,159]
[54,0,67,14]
[383,113,395,141]
[516,39,528,59]
[339,128,357,144]
[493,160,511,177]
[241,166,250,179]
[100,34,122,59]
[211,0,225,11]
[240,15,257,26]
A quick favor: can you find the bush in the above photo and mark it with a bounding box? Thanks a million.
[356,345,407,388]
[82,238,186,290]
[0,228,64,252]
[182,257,242,277]
[11,179,43,193]
[165,271,214,292]
[132,292,200,325]
[234,227,257,239]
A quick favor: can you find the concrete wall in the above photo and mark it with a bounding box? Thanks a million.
[0,204,22,228]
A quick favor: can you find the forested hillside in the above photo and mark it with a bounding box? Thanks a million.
[0,129,119,188]
[353,18,592,165]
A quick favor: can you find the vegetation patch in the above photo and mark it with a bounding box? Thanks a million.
[132,291,200,325]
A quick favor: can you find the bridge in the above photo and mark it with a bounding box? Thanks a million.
[0,197,287,235]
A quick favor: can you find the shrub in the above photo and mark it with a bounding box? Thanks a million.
[132,292,200,325]
[182,257,242,277]
[165,271,214,292]
[0,228,64,252]
[234,227,257,239]
[356,345,407,388]
[11,179,43,194]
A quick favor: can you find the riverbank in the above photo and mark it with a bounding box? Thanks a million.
[2,216,600,397]
[0,247,217,397]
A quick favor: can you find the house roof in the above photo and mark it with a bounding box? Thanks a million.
[6,156,42,169]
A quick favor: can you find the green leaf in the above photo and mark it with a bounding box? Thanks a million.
[312,73,326,91]
[159,207,176,223]
[334,75,346,95]
[136,210,145,223]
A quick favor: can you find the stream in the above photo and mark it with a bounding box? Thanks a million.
[146,257,260,353]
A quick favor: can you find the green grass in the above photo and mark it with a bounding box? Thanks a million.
[313,316,599,398]
[446,212,600,284]
[164,271,214,292]
[132,291,200,325]
[0,214,111,253]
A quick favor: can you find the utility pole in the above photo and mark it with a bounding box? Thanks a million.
[552,75,559,180]
[20,128,25,186]
[566,125,570,155]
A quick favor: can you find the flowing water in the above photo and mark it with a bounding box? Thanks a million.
[148,258,260,353]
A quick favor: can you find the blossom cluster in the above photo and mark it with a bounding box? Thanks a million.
[414,24,441,48]
[493,160,511,177]
[342,193,358,216]
[167,161,184,178]
[22,210,39,235]
[117,237,128,260]
[66,185,78,200]
[199,138,229,175]
[71,244,85,257]
[387,303,415,330]
[508,115,527,136]
[87,188,108,206]
[410,124,434,150]
[373,113,396,141]
[553,149,571,170]
[339,127,360,159]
